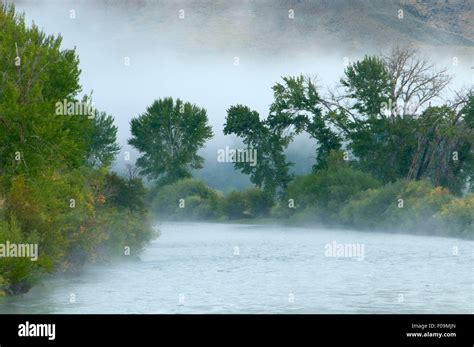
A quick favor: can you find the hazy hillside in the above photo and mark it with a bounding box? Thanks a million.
[14,0,474,55]
[403,0,473,41]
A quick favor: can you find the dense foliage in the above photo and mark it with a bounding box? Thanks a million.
[129,97,213,186]
[151,179,273,221]
[282,153,381,223]
[153,48,473,239]
[0,5,152,296]
[216,47,473,238]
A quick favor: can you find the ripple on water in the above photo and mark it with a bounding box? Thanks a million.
[0,222,472,314]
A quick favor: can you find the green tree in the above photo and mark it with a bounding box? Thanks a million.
[335,55,415,182]
[0,4,151,295]
[224,105,293,197]
[329,48,462,187]
[277,49,473,192]
[268,75,342,170]
[129,97,213,185]
[340,56,391,119]
[407,102,474,194]
[87,111,121,168]
[0,4,87,181]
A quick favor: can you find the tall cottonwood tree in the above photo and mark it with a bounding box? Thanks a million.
[333,48,472,191]
[0,4,87,179]
[268,75,342,171]
[227,47,473,194]
[224,105,293,197]
[128,97,213,185]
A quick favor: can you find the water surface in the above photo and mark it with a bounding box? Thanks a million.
[0,222,472,313]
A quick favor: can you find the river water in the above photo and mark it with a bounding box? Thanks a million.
[0,222,472,313]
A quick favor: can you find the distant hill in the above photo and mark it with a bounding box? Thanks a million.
[402,0,473,42]
[14,0,474,54]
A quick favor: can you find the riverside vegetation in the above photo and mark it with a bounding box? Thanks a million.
[134,52,473,238]
[0,5,152,296]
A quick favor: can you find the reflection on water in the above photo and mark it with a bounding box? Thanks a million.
[0,222,473,313]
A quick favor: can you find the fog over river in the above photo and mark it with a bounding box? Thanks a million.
[0,223,472,313]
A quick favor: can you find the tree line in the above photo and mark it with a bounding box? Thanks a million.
[0,4,151,296]
[127,48,473,238]
[129,49,473,197]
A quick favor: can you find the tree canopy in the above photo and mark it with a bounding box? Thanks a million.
[0,4,150,295]
[129,97,213,185]
[223,47,474,196]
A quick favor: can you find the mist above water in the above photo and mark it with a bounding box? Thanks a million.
[1,222,472,313]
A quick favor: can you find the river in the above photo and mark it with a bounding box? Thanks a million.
[0,222,472,313]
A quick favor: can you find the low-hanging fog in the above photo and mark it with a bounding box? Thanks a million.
[13,0,474,191]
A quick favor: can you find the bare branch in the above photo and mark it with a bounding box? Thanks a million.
[383,46,452,115]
